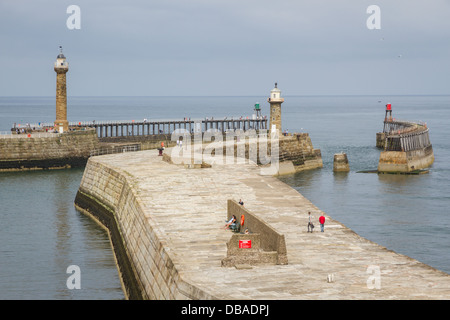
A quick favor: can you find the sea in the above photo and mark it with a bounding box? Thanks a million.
[0,95,449,299]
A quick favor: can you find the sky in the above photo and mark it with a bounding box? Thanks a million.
[0,0,449,97]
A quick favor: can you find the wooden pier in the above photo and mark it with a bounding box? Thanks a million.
[70,118,268,138]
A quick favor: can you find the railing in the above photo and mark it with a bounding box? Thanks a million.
[7,116,268,139]
[89,144,140,157]
[79,117,268,138]
[69,117,267,126]
[383,119,432,152]
[54,62,69,68]
[0,131,62,139]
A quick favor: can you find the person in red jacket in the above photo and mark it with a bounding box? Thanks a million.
[319,215,325,232]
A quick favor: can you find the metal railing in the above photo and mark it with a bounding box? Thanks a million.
[89,144,140,157]
[8,116,267,130]
[383,119,432,152]
[69,116,268,127]
[5,116,268,140]
[0,131,62,139]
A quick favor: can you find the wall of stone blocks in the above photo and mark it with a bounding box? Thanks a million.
[198,132,322,171]
[99,134,177,151]
[0,129,98,161]
[226,199,287,265]
[77,158,216,300]
[378,145,434,173]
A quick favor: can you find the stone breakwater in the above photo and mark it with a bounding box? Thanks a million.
[0,129,98,171]
[0,129,322,174]
[170,133,323,175]
[75,149,450,300]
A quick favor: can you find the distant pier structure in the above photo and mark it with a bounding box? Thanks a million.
[376,103,434,173]
[75,117,268,138]
[54,46,69,133]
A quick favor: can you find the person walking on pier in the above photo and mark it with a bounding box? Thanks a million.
[319,215,325,232]
[307,211,314,232]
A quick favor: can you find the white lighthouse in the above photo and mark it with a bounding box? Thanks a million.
[267,82,284,135]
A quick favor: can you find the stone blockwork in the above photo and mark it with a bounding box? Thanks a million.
[223,199,288,267]
[333,153,350,172]
[269,102,282,133]
[198,133,323,175]
[376,132,386,149]
[278,134,323,172]
[378,146,435,173]
[55,70,69,132]
[75,157,212,300]
[0,129,98,171]
[104,132,323,174]
[222,233,279,267]
[99,134,176,151]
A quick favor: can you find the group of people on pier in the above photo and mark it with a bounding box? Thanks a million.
[222,200,326,234]
[308,211,326,233]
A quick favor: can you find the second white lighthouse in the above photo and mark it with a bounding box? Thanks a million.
[267,82,284,135]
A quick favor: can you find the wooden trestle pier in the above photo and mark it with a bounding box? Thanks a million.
[71,118,268,138]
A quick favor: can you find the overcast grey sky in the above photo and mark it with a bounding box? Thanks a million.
[1,0,449,96]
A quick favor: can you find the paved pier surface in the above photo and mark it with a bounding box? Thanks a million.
[89,149,450,299]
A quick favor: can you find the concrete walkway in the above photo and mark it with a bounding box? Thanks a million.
[95,148,450,299]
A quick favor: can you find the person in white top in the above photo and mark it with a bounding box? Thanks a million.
[307,211,314,233]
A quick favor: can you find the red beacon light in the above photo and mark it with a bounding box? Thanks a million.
[386,103,392,111]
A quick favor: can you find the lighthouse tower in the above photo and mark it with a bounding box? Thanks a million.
[54,46,69,133]
[267,82,284,135]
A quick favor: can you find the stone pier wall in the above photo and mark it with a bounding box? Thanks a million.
[118,132,323,174]
[378,145,435,173]
[279,133,323,172]
[0,129,98,171]
[199,133,323,175]
[99,134,176,151]
[376,132,385,149]
[223,199,288,266]
[75,158,215,300]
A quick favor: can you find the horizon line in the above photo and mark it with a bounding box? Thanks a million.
[1,94,450,98]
